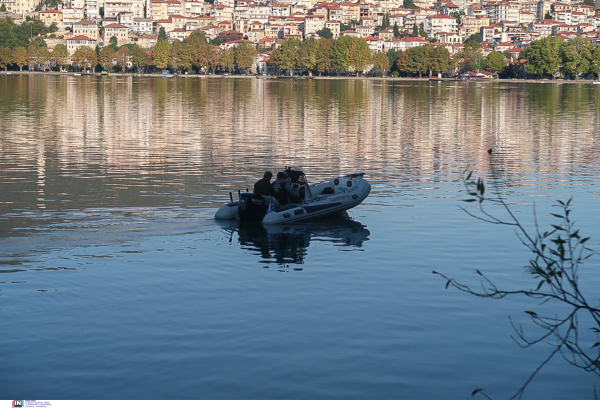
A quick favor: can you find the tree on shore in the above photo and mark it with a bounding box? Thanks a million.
[130,44,147,73]
[12,46,27,71]
[560,37,593,79]
[152,39,172,70]
[115,47,130,72]
[314,38,333,75]
[485,51,506,74]
[271,38,301,74]
[0,46,11,71]
[219,48,234,73]
[99,46,115,71]
[298,38,319,75]
[52,44,69,71]
[233,42,257,74]
[373,51,390,74]
[71,46,97,72]
[330,36,372,75]
[522,36,563,79]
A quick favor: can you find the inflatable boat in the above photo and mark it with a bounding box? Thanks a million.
[214,169,371,224]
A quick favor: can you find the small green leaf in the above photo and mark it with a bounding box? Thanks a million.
[551,213,564,219]
[535,280,544,291]
[466,171,473,180]
[472,388,484,397]
[592,342,600,349]
[445,280,451,289]
[462,199,477,203]
[525,311,538,317]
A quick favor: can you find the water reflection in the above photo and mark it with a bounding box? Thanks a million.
[219,214,370,269]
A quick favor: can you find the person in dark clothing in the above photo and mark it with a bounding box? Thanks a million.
[253,171,274,196]
[272,171,300,205]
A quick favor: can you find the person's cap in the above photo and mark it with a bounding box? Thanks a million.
[277,171,285,178]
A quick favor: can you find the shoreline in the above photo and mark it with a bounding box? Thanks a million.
[1,70,599,84]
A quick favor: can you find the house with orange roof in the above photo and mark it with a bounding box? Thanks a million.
[364,35,383,52]
[355,25,374,37]
[66,35,97,55]
[169,27,190,40]
[39,9,63,27]
[340,29,361,38]
[102,23,129,46]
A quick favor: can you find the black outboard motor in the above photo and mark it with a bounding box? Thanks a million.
[238,192,269,222]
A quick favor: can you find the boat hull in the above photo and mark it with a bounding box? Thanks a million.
[214,173,371,224]
[262,176,371,224]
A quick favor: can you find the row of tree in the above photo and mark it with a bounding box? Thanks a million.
[3,15,600,79]
[523,36,600,79]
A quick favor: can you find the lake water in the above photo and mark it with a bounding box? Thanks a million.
[1,75,600,399]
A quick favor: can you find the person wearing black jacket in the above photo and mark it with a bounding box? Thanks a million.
[253,171,274,196]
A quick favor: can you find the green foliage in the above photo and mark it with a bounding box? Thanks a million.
[210,37,222,46]
[220,47,234,73]
[559,37,593,79]
[99,46,115,70]
[109,36,118,50]
[52,43,69,69]
[330,36,372,75]
[298,38,319,73]
[412,24,418,37]
[393,23,400,39]
[380,13,391,30]
[158,27,167,41]
[401,45,450,77]
[271,38,301,72]
[316,27,333,39]
[233,42,257,74]
[114,47,131,72]
[391,71,399,77]
[403,0,418,9]
[584,0,594,5]
[152,39,172,69]
[386,48,402,72]
[12,46,27,70]
[522,36,563,78]
[464,33,482,45]
[314,38,333,75]
[544,11,552,20]
[0,4,6,11]
[589,45,600,79]
[484,51,506,74]
[71,46,97,71]
[0,46,11,70]
[469,52,485,72]
[130,44,146,72]
[373,51,390,73]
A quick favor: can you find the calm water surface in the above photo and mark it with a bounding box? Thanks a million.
[1,75,600,399]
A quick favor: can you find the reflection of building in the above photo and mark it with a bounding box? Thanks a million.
[3,76,600,216]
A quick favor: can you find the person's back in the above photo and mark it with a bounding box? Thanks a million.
[253,171,274,196]
[272,172,289,206]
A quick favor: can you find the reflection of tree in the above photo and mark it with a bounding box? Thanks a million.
[435,171,600,399]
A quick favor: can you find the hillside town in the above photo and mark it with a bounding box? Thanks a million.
[1,0,600,75]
